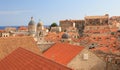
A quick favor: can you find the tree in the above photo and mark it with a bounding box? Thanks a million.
[48,22,58,31]
[50,22,58,27]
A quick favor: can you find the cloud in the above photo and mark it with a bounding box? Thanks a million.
[0,10,31,15]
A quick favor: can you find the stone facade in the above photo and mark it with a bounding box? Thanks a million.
[28,25,36,32]
[85,14,109,26]
[60,19,85,36]
[50,26,61,32]
[37,42,54,53]
[67,49,106,70]
[109,16,120,29]
[83,14,110,36]
[59,14,118,37]
[0,32,10,37]
[75,20,85,36]
[60,20,74,31]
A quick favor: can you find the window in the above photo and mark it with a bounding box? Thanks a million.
[83,54,88,60]
[6,35,7,37]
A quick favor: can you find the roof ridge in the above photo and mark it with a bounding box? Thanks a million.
[44,43,84,65]
[15,47,72,69]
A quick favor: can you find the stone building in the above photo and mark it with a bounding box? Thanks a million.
[50,26,61,32]
[84,14,110,36]
[67,49,106,70]
[85,14,109,26]
[27,17,48,42]
[75,20,85,36]
[44,43,106,70]
[0,36,41,60]
[109,16,120,29]
[0,32,10,37]
[60,19,74,31]
[114,30,120,50]
[37,42,54,53]
[60,19,85,36]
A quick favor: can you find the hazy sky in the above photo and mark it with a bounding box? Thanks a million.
[0,0,120,26]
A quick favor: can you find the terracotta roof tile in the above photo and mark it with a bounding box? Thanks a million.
[0,36,41,60]
[45,32,79,43]
[0,47,72,70]
[43,43,84,65]
[0,30,5,33]
[45,32,64,42]
[18,26,28,31]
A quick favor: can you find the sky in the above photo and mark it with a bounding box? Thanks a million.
[0,0,120,26]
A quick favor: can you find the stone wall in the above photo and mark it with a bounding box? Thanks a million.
[109,16,120,29]
[50,27,61,32]
[85,14,109,26]
[60,20,85,36]
[60,20,73,31]
[38,43,54,53]
[67,49,106,70]
[75,20,85,36]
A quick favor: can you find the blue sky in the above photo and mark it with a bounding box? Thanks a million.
[0,0,120,26]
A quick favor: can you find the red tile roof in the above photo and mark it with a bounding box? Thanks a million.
[45,32,79,43]
[0,30,5,33]
[43,43,84,65]
[18,26,28,31]
[0,47,72,70]
[0,36,41,60]
[45,32,64,42]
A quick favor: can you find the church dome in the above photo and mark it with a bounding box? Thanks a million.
[62,32,70,39]
[37,21,43,27]
[28,17,35,26]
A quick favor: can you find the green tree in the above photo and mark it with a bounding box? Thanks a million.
[48,22,58,31]
[50,22,58,27]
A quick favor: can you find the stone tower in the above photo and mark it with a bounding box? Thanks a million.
[28,17,36,36]
[37,20,44,31]
[36,20,44,41]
